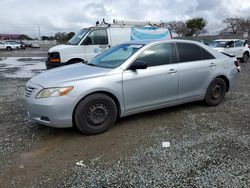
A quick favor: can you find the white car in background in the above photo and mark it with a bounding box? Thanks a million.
[211,39,250,62]
[0,41,21,51]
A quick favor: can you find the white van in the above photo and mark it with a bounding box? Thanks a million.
[46,19,172,69]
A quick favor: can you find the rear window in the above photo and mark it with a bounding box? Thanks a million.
[177,43,214,62]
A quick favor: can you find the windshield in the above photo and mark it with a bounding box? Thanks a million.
[210,41,228,48]
[87,43,144,68]
[67,28,89,45]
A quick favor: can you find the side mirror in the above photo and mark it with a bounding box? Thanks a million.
[84,37,92,45]
[129,60,147,71]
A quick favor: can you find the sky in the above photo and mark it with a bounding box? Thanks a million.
[0,0,250,38]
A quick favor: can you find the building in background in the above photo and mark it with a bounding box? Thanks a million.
[0,34,22,40]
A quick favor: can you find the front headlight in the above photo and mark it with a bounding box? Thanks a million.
[36,86,74,99]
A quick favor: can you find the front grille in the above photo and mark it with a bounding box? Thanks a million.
[25,86,37,97]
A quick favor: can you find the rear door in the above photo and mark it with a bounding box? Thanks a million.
[176,42,216,101]
[122,43,179,113]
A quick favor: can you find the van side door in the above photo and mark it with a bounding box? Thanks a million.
[81,29,109,61]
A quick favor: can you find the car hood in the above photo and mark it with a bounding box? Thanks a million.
[49,44,76,52]
[30,63,112,88]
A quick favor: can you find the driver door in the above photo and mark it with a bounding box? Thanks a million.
[81,29,109,61]
[122,43,178,113]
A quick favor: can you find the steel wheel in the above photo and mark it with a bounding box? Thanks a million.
[74,93,117,135]
[204,78,226,106]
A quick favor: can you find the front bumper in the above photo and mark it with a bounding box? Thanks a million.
[24,81,75,128]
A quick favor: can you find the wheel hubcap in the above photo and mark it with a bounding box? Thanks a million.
[86,103,109,126]
[211,85,222,99]
[244,54,248,62]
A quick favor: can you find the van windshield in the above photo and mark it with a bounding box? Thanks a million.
[67,29,89,45]
[87,43,144,68]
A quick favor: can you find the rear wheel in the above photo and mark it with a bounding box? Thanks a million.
[6,46,12,51]
[242,52,249,63]
[204,78,226,106]
[74,94,117,135]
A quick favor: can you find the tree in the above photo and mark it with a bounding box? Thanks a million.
[167,21,187,37]
[67,32,75,40]
[185,17,207,36]
[221,17,250,34]
[41,36,50,40]
[55,32,68,43]
[19,34,33,40]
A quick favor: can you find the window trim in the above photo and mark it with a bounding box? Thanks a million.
[175,42,215,63]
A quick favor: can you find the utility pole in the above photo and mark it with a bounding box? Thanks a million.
[38,24,41,40]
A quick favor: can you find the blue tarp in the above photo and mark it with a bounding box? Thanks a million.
[130,27,171,40]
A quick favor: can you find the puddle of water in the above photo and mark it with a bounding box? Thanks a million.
[0,57,46,78]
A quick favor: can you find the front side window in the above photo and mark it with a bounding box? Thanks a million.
[83,29,108,45]
[87,44,144,68]
[135,43,173,67]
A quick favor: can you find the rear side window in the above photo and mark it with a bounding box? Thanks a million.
[235,40,245,47]
[201,48,215,60]
[177,43,214,62]
[136,43,173,67]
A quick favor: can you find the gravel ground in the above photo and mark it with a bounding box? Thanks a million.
[0,61,249,187]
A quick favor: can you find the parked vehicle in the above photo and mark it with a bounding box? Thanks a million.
[30,43,40,48]
[0,41,20,51]
[0,41,7,50]
[19,41,26,49]
[25,39,240,135]
[210,39,249,62]
[46,19,172,69]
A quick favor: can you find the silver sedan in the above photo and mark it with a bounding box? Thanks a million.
[25,40,240,134]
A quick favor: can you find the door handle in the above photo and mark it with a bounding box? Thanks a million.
[168,69,177,74]
[209,63,216,67]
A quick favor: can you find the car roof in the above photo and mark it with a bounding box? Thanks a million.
[215,39,246,42]
[126,39,203,45]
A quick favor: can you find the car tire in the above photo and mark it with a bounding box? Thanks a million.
[204,78,226,106]
[242,52,249,63]
[74,93,117,135]
[6,46,12,51]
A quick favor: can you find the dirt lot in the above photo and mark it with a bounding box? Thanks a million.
[0,55,249,187]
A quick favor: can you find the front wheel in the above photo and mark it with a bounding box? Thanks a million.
[74,94,117,135]
[204,78,226,106]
